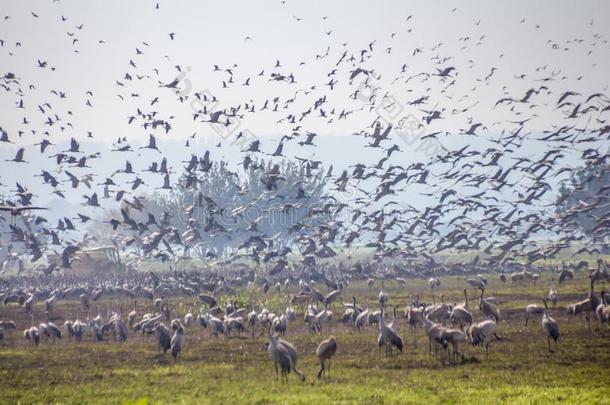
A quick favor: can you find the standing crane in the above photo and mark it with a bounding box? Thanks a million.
[542,299,560,352]
[316,335,337,379]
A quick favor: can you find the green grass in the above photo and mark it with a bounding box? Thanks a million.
[0,274,609,404]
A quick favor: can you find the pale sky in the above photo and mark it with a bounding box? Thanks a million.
[1,1,608,140]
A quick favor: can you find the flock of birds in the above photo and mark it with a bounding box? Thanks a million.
[0,1,609,385]
[0,3,608,276]
[1,259,609,382]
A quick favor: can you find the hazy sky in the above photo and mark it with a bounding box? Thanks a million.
[1,1,609,141]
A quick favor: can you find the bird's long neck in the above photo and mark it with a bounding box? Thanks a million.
[421,311,431,328]
[267,329,277,345]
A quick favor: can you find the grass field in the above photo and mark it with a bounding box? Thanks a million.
[0,274,609,404]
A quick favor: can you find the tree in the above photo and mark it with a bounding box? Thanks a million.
[169,158,331,258]
[555,156,609,248]
[88,157,333,261]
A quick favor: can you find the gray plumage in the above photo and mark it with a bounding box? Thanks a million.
[542,299,560,352]
[316,335,337,379]
[153,322,171,353]
[170,320,185,360]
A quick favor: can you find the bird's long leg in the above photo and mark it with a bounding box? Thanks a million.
[457,346,464,363]
[525,316,529,327]
[328,359,331,378]
[547,337,551,353]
